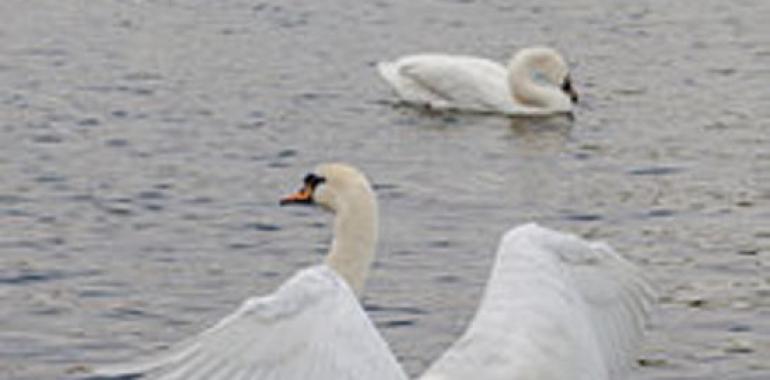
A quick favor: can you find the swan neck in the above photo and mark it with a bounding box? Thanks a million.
[325,191,378,298]
[508,55,568,111]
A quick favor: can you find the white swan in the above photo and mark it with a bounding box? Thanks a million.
[377,47,579,116]
[88,163,654,380]
[89,163,402,380]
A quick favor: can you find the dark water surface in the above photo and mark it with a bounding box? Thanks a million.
[1,0,769,379]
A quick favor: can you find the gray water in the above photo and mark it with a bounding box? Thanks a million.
[1,0,769,379]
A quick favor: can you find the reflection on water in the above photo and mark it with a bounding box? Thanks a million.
[1,0,769,379]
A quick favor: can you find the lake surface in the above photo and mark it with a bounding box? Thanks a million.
[0,0,768,379]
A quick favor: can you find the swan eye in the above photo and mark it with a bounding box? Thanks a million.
[303,173,326,189]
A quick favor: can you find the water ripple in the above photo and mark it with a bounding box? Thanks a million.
[0,268,100,286]
[627,166,685,176]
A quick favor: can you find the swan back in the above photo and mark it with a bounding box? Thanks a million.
[377,54,514,113]
[420,223,655,380]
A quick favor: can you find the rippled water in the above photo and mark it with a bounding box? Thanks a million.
[1,0,768,379]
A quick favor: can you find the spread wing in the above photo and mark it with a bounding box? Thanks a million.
[377,54,514,113]
[420,223,655,380]
[89,266,408,380]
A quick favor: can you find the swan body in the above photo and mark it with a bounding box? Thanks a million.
[88,165,653,380]
[378,47,578,116]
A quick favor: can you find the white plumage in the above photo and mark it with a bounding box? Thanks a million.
[378,55,514,113]
[378,47,578,116]
[92,266,408,380]
[88,165,654,380]
[419,223,655,380]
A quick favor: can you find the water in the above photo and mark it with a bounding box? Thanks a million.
[0,0,768,379]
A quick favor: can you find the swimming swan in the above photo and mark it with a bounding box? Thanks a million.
[378,47,579,116]
[88,163,654,380]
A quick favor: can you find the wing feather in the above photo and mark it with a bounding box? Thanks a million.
[378,54,514,112]
[90,266,407,380]
[420,223,655,380]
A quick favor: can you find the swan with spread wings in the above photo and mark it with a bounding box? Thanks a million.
[88,163,654,380]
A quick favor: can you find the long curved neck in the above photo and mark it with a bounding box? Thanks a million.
[507,56,569,112]
[325,191,378,298]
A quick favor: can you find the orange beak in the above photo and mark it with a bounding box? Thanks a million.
[279,185,314,205]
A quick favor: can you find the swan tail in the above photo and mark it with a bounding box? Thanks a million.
[376,61,400,85]
[376,60,445,108]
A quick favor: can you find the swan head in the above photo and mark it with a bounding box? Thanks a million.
[510,46,579,105]
[279,163,374,214]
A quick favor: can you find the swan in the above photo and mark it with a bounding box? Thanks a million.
[87,163,654,380]
[377,46,579,116]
